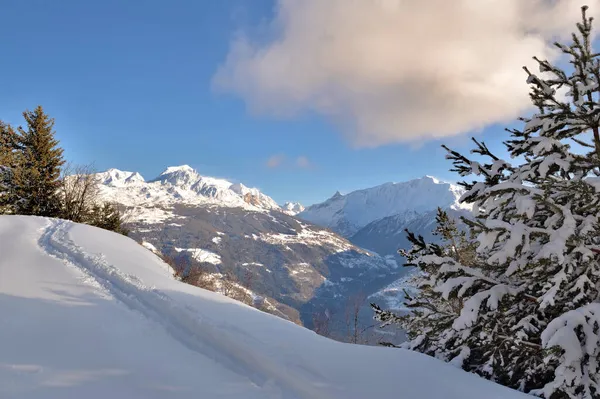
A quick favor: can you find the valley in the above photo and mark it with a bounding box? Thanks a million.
[95,165,467,343]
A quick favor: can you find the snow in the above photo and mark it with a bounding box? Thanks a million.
[538,303,600,398]
[300,176,471,236]
[96,168,145,187]
[141,241,159,253]
[174,247,222,265]
[282,202,305,216]
[0,215,529,399]
[242,262,264,267]
[161,165,195,175]
[370,271,420,311]
[122,206,177,225]
[256,224,356,254]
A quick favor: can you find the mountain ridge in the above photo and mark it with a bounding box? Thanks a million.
[298,175,469,237]
[95,165,281,215]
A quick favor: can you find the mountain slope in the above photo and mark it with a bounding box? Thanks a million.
[350,208,471,257]
[0,215,530,399]
[299,176,468,237]
[93,166,401,338]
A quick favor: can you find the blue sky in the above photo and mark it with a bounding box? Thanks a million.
[0,0,532,205]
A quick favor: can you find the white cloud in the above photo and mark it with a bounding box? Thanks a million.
[296,156,312,169]
[214,0,600,147]
[266,154,285,168]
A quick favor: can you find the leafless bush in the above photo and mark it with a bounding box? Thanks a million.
[165,252,216,291]
[345,291,367,344]
[313,308,332,338]
[165,251,253,307]
[59,163,100,223]
[220,269,238,297]
[241,269,255,291]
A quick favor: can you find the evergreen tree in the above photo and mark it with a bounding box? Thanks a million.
[14,106,65,217]
[374,7,600,398]
[373,209,476,352]
[89,202,129,236]
[0,121,19,214]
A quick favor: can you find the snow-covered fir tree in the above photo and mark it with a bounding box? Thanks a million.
[374,7,600,398]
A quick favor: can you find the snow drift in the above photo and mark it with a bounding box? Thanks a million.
[0,215,529,399]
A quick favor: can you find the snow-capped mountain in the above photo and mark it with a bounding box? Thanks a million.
[93,166,403,341]
[299,176,469,237]
[96,165,281,216]
[282,202,305,215]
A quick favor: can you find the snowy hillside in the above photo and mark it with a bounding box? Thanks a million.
[299,176,469,237]
[0,215,529,399]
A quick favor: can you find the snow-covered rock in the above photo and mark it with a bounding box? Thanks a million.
[0,215,530,399]
[229,182,280,210]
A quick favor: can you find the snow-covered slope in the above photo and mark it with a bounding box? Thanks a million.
[0,215,529,399]
[299,176,469,237]
[96,165,280,216]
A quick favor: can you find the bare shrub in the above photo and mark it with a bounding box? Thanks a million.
[345,291,366,344]
[59,163,100,223]
[165,252,216,291]
[312,308,332,338]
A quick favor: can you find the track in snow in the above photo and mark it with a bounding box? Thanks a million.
[38,219,330,399]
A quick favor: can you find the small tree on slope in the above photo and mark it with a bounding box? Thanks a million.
[375,7,600,398]
[372,208,477,352]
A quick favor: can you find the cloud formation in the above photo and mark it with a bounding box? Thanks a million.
[295,156,312,169]
[214,0,600,147]
[265,154,314,169]
[266,154,285,168]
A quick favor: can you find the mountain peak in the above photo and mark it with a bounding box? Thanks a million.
[331,191,343,199]
[423,175,441,184]
[159,165,196,176]
[151,165,204,188]
[97,169,145,187]
[282,202,305,215]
